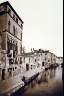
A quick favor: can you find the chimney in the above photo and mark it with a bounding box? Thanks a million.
[33,48,34,51]
[31,48,32,52]
[39,49,41,51]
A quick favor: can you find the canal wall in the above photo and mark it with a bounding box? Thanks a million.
[22,66,45,85]
[0,66,45,96]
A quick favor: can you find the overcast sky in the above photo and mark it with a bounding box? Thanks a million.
[0,0,63,56]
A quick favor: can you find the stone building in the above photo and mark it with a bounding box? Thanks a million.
[21,52,36,73]
[51,53,57,67]
[0,1,23,80]
[30,49,57,68]
[57,57,63,65]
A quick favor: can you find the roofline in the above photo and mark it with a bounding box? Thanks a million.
[58,56,63,58]
[0,1,24,23]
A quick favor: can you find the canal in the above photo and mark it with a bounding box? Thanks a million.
[11,65,63,96]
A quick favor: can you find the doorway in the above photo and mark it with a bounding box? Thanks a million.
[42,62,44,66]
[26,64,29,71]
[2,69,5,80]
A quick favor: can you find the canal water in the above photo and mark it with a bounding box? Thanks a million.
[11,65,63,96]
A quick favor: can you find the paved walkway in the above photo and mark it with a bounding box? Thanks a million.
[21,66,45,80]
[0,66,45,96]
[0,74,24,96]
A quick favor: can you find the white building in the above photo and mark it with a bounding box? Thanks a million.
[33,49,51,68]
[22,53,34,72]
[57,57,63,65]
[51,53,57,67]
[31,49,58,68]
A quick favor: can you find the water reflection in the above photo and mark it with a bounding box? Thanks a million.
[62,67,63,82]
[11,66,63,96]
[37,73,42,84]
[49,68,56,78]
[31,80,36,88]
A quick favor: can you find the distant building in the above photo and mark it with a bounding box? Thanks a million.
[22,52,37,72]
[24,49,51,68]
[0,1,23,80]
[30,49,58,68]
[22,53,34,71]
[42,50,51,68]
[57,57,63,64]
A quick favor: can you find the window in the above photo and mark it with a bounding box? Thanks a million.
[24,57,25,63]
[15,67,17,69]
[15,57,17,64]
[29,58,30,63]
[16,43,17,51]
[21,24,23,29]
[7,42,10,55]
[13,26,15,35]
[35,59,36,62]
[15,28,18,37]
[45,53,47,55]
[13,14,15,20]
[8,68,9,72]
[8,20,10,32]
[8,8,11,15]
[45,58,47,61]
[16,18,18,23]
[18,58,19,61]
[20,57,22,64]
[4,5,7,11]
[21,32,22,40]
[20,44,22,54]
[13,50,15,58]
[0,5,5,12]
[13,68,14,71]
[48,60,50,62]
[42,62,44,66]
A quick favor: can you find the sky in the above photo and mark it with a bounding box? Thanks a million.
[0,0,63,57]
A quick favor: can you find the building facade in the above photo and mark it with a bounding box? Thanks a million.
[0,1,23,80]
[30,49,58,68]
[57,57,63,65]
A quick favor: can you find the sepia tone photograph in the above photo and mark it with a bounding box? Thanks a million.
[0,0,63,96]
